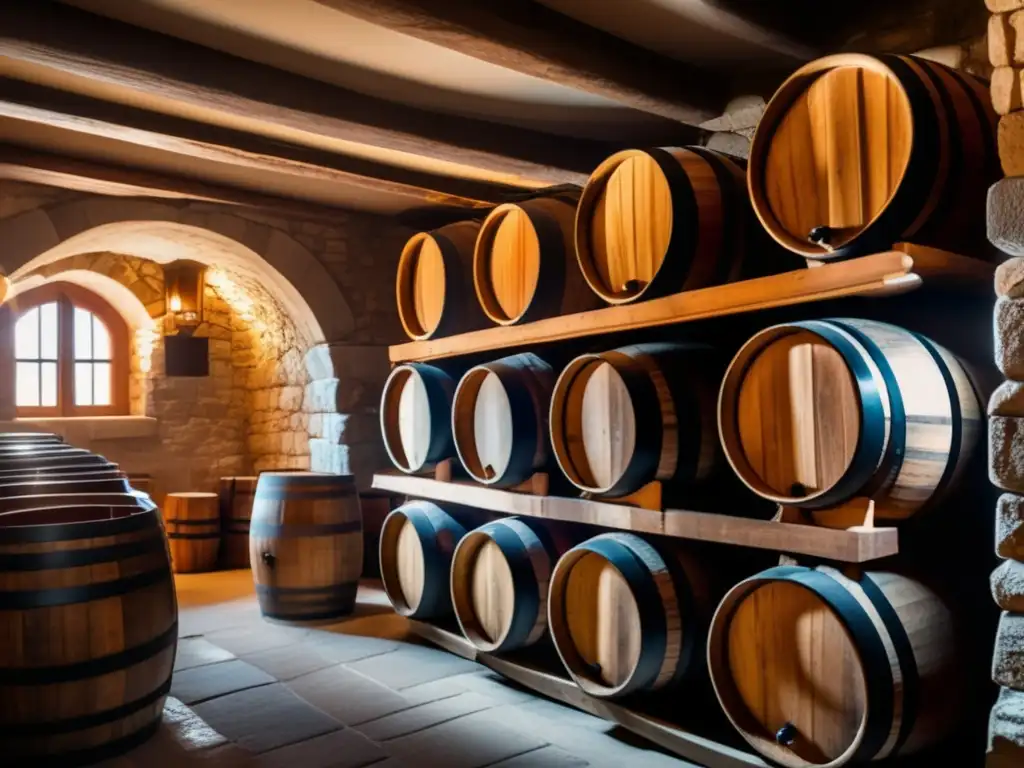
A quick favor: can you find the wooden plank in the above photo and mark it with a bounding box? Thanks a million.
[312,0,721,124]
[406,620,769,768]
[0,0,616,187]
[371,474,899,562]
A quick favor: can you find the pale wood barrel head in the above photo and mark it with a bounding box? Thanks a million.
[735,331,860,499]
[397,369,432,470]
[579,361,636,491]
[394,517,425,613]
[481,206,541,323]
[399,234,446,338]
[472,371,513,481]
[468,538,515,645]
[726,580,868,764]
[763,65,912,252]
[563,551,642,689]
[589,153,672,301]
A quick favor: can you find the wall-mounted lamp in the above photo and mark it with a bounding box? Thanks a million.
[164,259,206,336]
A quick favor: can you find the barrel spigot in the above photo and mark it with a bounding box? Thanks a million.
[776,722,797,746]
[261,551,276,569]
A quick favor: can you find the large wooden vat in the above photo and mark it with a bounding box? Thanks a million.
[474,193,600,324]
[708,565,960,767]
[219,476,257,569]
[574,147,786,305]
[0,451,108,473]
[547,532,710,698]
[718,319,980,521]
[451,516,566,653]
[0,504,177,763]
[396,220,485,340]
[379,500,466,619]
[0,475,134,502]
[0,492,154,516]
[250,473,362,621]
[0,432,62,444]
[164,492,220,574]
[749,54,998,260]
[380,363,457,474]
[550,343,722,497]
[452,352,555,488]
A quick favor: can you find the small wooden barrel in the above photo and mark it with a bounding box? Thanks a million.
[396,220,485,340]
[473,193,600,324]
[0,505,177,763]
[718,318,981,520]
[451,517,565,652]
[164,492,220,573]
[250,473,362,621]
[379,500,466,619]
[547,532,709,698]
[380,363,457,474]
[708,565,959,767]
[550,343,722,497]
[219,476,257,569]
[452,352,555,488]
[575,146,784,305]
[749,54,998,260]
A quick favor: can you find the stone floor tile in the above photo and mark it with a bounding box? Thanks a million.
[287,665,413,725]
[398,676,477,706]
[305,630,401,664]
[178,601,258,638]
[161,697,230,750]
[346,644,482,690]
[192,683,342,754]
[243,643,337,681]
[357,692,498,741]
[385,709,547,768]
[171,659,276,705]
[206,622,310,656]
[254,728,387,768]
[175,638,237,672]
[452,671,538,705]
[488,745,589,767]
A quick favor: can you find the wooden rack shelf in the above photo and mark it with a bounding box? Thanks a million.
[406,620,769,768]
[389,244,992,363]
[371,473,899,563]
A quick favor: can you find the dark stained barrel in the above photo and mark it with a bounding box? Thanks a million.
[250,473,362,621]
[219,476,257,570]
[380,363,457,474]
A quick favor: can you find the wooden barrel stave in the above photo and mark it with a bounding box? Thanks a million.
[396,220,485,340]
[380,501,466,619]
[550,343,722,497]
[250,473,362,621]
[218,476,257,570]
[708,564,959,767]
[0,432,62,444]
[164,492,220,574]
[452,352,555,488]
[0,506,176,762]
[380,363,457,474]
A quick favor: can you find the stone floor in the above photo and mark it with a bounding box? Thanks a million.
[97,571,698,768]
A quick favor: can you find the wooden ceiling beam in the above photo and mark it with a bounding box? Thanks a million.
[0,1,619,187]
[312,0,722,124]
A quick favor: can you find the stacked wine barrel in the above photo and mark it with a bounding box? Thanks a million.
[0,431,176,764]
[379,52,996,768]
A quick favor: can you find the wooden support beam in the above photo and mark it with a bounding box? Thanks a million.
[311,0,722,124]
[0,1,622,187]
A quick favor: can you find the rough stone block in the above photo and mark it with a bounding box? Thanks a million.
[1000,113,1024,177]
[998,257,1024,300]
[992,0,1024,12]
[994,68,1024,115]
[995,298,1024,379]
[995,561,1024,612]
[705,132,750,159]
[992,381,1024,417]
[995,613,1024,690]
[993,416,1024,492]
[999,494,1024,560]
[990,686,1024,767]
[991,180,1024,258]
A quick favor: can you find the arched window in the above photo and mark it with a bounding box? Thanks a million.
[8,283,129,417]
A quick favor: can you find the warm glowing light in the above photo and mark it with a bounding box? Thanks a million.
[168,294,182,313]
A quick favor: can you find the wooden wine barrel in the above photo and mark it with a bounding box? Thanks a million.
[0,452,109,474]
[0,462,121,479]
[0,432,62,444]
[749,54,998,260]
[547,532,709,698]
[574,146,785,305]
[0,474,132,495]
[164,492,220,573]
[550,343,722,497]
[380,363,456,474]
[473,193,601,324]
[718,318,981,520]
[708,565,959,767]
[452,352,555,487]
[379,500,466,619]
[396,220,485,340]
[0,505,176,763]
[450,517,566,652]
[250,473,362,621]
[0,492,153,515]
[219,476,257,570]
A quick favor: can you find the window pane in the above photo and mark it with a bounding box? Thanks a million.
[41,362,57,407]
[40,303,58,360]
[16,362,39,406]
[74,307,92,360]
[15,308,38,360]
[93,362,111,406]
[92,316,111,360]
[75,362,94,406]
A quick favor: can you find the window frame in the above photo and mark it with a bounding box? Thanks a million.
[9,282,130,417]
